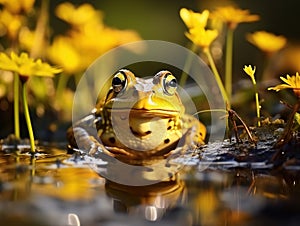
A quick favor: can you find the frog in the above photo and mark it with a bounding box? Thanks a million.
[67,69,206,164]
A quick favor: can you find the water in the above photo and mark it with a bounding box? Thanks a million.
[0,136,300,226]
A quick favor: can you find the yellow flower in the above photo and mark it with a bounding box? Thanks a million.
[0,52,62,79]
[51,3,141,74]
[180,8,210,29]
[246,31,287,54]
[211,6,259,29]
[243,65,261,126]
[0,0,35,14]
[243,65,256,82]
[18,27,35,51]
[0,9,24,39]
[179,8,218,50]
[55,2,102,27]
[268,72,300,98]
[47,36,82,74]
[185,27,218,50]
[66,26,141,71]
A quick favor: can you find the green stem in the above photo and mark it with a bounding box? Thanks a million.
[225,28,234,102]
[14,73,20,139]
[22,82,36,153]
[204,48,230,107]
[179,43,198,87]
[193,108,228,116]
[273,100,300,150]
[252,81,261,127]
[30,0,49,58]
[55,74,69,100]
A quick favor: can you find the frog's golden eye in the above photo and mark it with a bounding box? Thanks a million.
[162,72,177,96]
[112,71,127,93]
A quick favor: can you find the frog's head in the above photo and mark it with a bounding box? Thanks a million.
[104,69,184,116]
[98,69,186,156]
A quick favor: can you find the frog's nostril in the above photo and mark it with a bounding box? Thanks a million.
[109,137,116,143]
[129,126,153,137]
[130,126,139,136]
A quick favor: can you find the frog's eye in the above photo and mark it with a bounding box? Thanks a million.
[162,72,177,96]
[112,71,127,93]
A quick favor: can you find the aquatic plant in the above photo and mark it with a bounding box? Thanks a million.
[243,65,261,127]
[268,72,300,96]
[268,72,300,146]
[180,8,229,106]
[210,6,259,102]
[0,52,61,152]
[179,4,297,145]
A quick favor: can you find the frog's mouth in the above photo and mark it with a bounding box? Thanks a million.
[107,108,181,118]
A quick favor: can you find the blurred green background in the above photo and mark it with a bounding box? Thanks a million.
[91,0,300,77]
[46,0,300,88]
[1,0,299,141]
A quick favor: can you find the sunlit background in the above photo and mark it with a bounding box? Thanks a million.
[0,0,300,141]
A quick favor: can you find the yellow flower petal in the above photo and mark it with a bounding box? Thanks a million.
[211,6,259,29]
[0,52,18,71]
[185,27,218,49]
[55,2,102,27]
[268,84,291,91]
[52,3,141,74]
[243,65,256,78]
[0,51,62,78]
[33,59,62,77]
[180,8,210,29]
[280,75,293,86]
[268,72,300,97]
[19,27,35,51]
[246,31,287,53]
[0,9,24,39]
[47,36,82,74]
[0,0,35,14]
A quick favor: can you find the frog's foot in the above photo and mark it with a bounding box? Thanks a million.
[105,146,182,165]
[69,127,114,157]
[182,123,206,148]
[105,147,137,158]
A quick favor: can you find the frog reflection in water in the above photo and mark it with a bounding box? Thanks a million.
[68,69,206,164]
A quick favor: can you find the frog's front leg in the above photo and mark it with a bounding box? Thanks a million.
[67,114,96,148]
[181,114,206,149]
[68,127,115,157]
[67,113,97,137]
[67,114,113,157]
